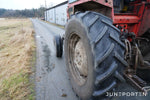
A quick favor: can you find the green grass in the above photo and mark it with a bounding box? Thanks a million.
[0,72,28,99]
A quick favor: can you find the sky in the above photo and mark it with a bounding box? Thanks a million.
[0,0,66,10]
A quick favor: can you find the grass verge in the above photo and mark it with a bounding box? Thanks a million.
[0,18,36,100]
[42,20,65,29]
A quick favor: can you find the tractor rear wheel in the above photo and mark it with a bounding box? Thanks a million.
[64,11,127,100]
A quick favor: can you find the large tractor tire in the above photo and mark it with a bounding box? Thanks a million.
[64,11,127,100]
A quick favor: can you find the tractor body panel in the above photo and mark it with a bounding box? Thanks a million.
[68,0,150,36]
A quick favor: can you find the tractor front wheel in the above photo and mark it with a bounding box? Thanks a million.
[54,35,63,58]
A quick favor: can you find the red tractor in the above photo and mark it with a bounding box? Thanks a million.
[62,0,150,99]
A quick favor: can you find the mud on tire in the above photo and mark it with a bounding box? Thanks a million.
[64,11,128,100]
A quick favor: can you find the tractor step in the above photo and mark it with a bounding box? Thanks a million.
[143,86,150,92]
[124,69,150,93]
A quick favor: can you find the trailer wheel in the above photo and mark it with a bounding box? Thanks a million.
[64,11,127,100]
[54,35,63,58]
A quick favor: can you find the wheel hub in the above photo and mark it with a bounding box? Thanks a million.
[74,40,88,77]
[69,34,88,86]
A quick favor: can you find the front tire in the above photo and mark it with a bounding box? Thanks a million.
[65,11,127,100]
[54,35,63,58]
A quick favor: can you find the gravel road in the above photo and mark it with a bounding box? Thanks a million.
[31,19,150,100]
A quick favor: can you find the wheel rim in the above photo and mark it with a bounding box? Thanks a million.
[68,33,88,86]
